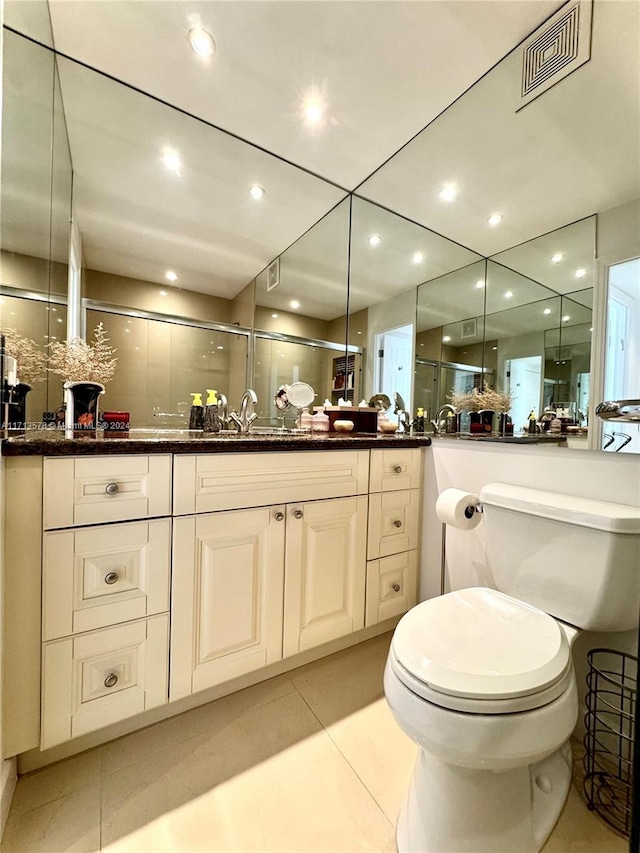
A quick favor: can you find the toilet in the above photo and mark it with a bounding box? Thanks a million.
[385,483,640,853]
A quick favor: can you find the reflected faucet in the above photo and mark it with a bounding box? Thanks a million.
[229,389,258,433]
[218,393,229,429]
[430,404,456,434]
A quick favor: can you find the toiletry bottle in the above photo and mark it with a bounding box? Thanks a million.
[527,410,537,434]
[300,407,314,430]
[415,407,425,432]
[312,408,330,432]
[203,389,221,433]
[189,393,204,430]
[445,410,456,433]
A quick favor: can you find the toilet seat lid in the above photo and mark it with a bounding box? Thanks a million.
[392,588,571,700]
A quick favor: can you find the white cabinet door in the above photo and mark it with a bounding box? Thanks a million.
[41,614,169,749]
[170,506,286,701]
[284,496,367,657]
[43,519,171,640]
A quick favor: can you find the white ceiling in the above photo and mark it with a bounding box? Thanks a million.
[44,0,565,190]
[5,0,635,313]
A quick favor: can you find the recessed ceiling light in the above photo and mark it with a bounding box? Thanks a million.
[188,28,215,57]
[249,185,265,200]
[442,335,451,343]
[368,234,381,247]
[551,252,564,264]
[161,147,182,174]
[412,252,424,264]
[562,315,571,322]
[165,270,178,282]
[543,308,552,315]
[302,98,324,125]
[504,290,514,299]
[439,184,457,202]
[475,280,485,289]
[159,290,168,296]
[271,313,278,319]
[488,213,503,227]
[124,329,130,333]
[574,268,587,278]
[290,300,300,309]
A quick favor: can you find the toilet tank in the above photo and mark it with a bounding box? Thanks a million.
[479,483,640,632]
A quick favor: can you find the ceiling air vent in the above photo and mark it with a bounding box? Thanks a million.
[518,0,592,110]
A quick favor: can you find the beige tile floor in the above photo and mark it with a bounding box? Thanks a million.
[2,632,629,853]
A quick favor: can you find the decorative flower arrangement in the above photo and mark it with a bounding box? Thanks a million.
[448,383,512,413]
[47,322,117,384]
[0,328,47,385]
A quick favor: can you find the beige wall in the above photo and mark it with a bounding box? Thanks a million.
[1,250,67,296]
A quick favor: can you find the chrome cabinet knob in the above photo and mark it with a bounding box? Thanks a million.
[104,571,119,585]
[105,482,119,495]
[104,673,118,688]
[392,583,401,592]
[393,519,402,528]
[274,511,284,522]
[393,465,402,474]
[293,509,304,519]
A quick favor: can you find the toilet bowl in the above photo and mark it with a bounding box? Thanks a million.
[386,588,578,852]
[385,484,640,853]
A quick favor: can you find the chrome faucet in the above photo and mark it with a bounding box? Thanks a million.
[430,403,457,434]
[229,389,258,433]
[218,393,229,429]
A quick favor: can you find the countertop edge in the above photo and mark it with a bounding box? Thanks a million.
[1,434,432,456]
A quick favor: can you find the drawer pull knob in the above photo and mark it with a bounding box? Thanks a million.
[104,572,119,585]
[274,511,284,522]
[105,482,119,496]
[392,583,401,592]
[393,519,403,528]
[104,673,118,688]
[293,509,304,520]
[393,465,402,474]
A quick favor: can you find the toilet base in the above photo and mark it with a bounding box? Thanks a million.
[397,740,572,853]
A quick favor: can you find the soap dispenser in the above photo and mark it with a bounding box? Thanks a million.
[204,389,221,434]
[189,393,204,430]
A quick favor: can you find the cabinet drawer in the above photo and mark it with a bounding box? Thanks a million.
[43,519,171,640]
[369,448,422,493]
[365,551,418,627]
[367,489,420,560]
[174,450,369,515]
[41,614,169,749]
[44,455,172,529]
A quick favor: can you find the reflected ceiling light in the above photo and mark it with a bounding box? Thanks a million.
[165,271,178,282]
[562,315,570,322]
[249,185,265,199]
[159,290,168,296]
[290,300,300,309]
[504,290,514,299]
[161,147,182,174]
[368,234,381,247]
[271,313,278,319]
[543,308,552,315]
[589,327,593,332]
[124,329,130,334]
[488,213,503,227]
[439,184,457,202]
[574,268,587,278]
[412,252,425,264]
[188,27,215,57]
[475,280,485,289]
[492,346,498,350]
[442,335,451,343]
[56,317,63,323]
[357,331,363,335]
[551,252,564,264]
[217,346,224,350]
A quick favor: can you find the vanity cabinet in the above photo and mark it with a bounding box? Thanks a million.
[170,450,370,700]
[3,444,424,758]
[365,448,421,627]
[38,455,173,749]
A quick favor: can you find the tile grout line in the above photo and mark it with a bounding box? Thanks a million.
[290,681,395,832]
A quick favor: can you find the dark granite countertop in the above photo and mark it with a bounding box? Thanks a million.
[432,433,568,445]
[1,430,432,456]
